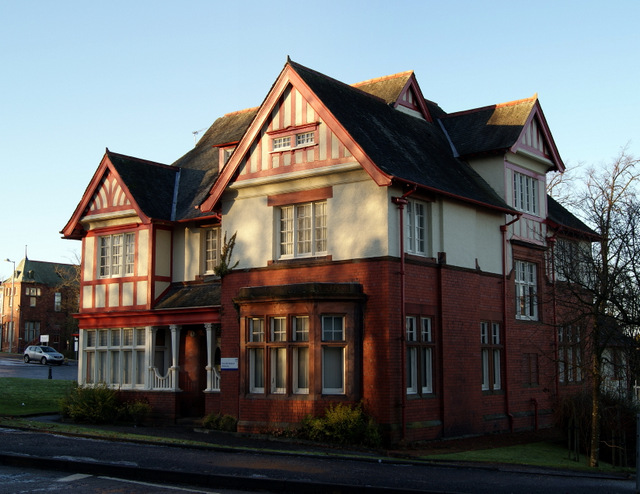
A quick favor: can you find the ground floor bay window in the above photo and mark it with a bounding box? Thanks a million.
[236,283,365,400]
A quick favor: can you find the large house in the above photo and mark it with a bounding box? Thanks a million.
[1,258,78,354]
[61,60,594,443]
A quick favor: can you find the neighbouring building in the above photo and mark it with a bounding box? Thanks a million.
[61,59,596,443]
[1,258,79,354]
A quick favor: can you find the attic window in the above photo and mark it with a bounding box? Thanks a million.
[268,123,318,153]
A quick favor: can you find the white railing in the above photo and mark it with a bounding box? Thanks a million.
[206,366,221,392]
[150,366,177,390]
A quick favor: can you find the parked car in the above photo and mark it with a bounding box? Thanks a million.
[23,345,65,365]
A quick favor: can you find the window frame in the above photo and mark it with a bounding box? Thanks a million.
[278,201,327,259]
[513,171,539,216]
[481,322,502,392]
[515,260,538,320]
[203,227,221,275]
[98,232,136,279]
[321,315,345,395]
[558,325,583,384]
[406,316,435,395]
[405,199,428,256]
[268,123,318,153]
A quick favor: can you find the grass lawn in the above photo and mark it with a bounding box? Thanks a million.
[423,440,634,474]
[0,378,75,416]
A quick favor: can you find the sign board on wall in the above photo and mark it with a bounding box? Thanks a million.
[221,358,238,370]
[40,335,49,343]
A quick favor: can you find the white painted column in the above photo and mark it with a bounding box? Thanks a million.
[146,326,156,390]
[205,323,213,391]
[170,324,181,391]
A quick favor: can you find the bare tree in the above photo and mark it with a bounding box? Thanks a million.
[551,147,640,467]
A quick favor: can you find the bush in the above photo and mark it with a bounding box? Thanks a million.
[59,384,151,425]
[298,402,381,448]
[202,413,237,432]
[555,390,639,466]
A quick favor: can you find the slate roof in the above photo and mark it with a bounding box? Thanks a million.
[290,61,512,212]
[439,98,537,157]
[154,282,221,309]
[547,195,599,238]
[4,258,77,286]
[107,151,178,221]
[171,108,257,220]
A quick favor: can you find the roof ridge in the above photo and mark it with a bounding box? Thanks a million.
[442,95,538,119]
[288,60,388,104]
[223,107,259,118]
[351,70,414,87]
[106,149,176,171]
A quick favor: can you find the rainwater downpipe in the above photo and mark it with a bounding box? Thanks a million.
[392,185,416,442]
[501,214,520,433]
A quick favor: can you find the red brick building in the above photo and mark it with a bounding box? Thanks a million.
[62,60,594,443]
[1,258,78,354]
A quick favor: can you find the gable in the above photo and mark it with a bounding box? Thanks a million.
[86,172,134,217]
[512,109,564,172]
[234,84,355,183]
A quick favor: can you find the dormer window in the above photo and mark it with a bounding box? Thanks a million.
[268,123,318,153]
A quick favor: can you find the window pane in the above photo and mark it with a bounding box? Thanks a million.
[296,204,312,254]
[123,351,132,384]
[493,349,501,390]
[406,317,417,341]
[271,347,286,393]
[280,206,294,256]
[124,233,135,275]
[481,349,489,390]
[294,347,309,393]
[422,347,433,393]
[314,201,327,253]
[250,348,264,391]
[322,316,343,341]
[85,352,94,383]
[110,352,120,384]
[406,347,417,394]
[322,346,344,393]
[293,316,309,341]
[271,318,286,342]
[111,234,123,276]
[421,318,431,342]
[250,318,264,342]
[123,329,133,346]
[205,229,219,273]
[136,351,146,385]
[96,352,106,383]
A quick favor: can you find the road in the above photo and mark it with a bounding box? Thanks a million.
[0,353,77,380]
[0,426,634,493]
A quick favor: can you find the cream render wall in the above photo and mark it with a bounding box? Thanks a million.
[222,168,390,269]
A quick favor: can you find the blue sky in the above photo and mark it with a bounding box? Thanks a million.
[1,0,638,277]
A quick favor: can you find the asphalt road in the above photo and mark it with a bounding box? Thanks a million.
[0,426,635,493]
[0,353,77,380]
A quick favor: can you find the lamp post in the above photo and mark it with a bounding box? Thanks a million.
[4,259,15,353]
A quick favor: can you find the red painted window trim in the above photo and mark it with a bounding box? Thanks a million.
[267,186,333,207]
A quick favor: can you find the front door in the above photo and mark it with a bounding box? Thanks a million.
[178,326,207,417]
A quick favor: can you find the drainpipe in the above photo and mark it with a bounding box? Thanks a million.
[501,214,520,433]
[546,234,559,401]
[391,185,416,442]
